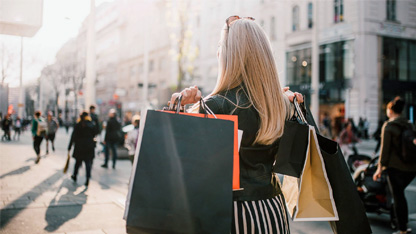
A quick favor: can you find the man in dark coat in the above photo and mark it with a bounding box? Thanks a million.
[89,105,100,136]
[102,109,121,169]
[68,112,95,186]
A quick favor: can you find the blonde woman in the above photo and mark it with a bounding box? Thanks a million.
[171,16,303,233]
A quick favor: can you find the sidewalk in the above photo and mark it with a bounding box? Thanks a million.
[0,129,132,234]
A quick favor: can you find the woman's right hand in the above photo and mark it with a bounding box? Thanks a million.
[170,85,202,107]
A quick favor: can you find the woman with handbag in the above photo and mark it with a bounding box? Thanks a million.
[170,16,303,234]
[68,112,96,187]
[373,97,416,234]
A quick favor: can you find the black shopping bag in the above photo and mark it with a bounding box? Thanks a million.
[125,110,235,234]
[304,106,371,233]
[317,135,372,234]
[274,120,309,177]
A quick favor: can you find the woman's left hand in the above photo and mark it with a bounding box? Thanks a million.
[283,87,304,103]
[170,85,202,107]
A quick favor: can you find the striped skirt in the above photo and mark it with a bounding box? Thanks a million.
[231,194,290,234]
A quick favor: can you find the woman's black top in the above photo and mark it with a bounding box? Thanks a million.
[68,120,96,161]
[202,87,281,201]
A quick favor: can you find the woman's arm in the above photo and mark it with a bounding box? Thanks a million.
[373,123,390,181]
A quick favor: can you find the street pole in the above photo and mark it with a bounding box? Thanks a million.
[311,0,319,122]
[18,37,24,117]
[85,0,96,109]
[142,5,150,108]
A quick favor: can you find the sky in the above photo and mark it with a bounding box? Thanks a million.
[1,0,113,87]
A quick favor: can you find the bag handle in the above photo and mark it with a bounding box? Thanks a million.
[171,95,217,118]
[293,97,308,125]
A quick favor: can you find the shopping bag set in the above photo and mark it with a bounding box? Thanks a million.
[124,96,372,234]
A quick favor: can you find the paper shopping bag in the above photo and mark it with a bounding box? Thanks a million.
[125,110,235,234]
[282,126,339,221]
[63,152,70,173]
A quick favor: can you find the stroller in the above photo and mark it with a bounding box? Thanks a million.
[353,156,398,229]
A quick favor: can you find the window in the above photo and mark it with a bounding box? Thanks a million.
[149,60,154,72]
[334,0,344,23]
[308,2,313,28]
[383,38,416,82]
[292,6,299,31]
[270,16,276,40]
[386,0,396,21]
[286,48,311,85]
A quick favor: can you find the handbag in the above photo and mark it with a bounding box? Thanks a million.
[277,98,338,221]
[124,96,238,234]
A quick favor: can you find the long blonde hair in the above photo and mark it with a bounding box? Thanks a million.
[211,19,288,145]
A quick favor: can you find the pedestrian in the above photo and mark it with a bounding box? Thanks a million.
[363,118,370,139]
[169,16,303,234]
[68,112,95,187]
[1,113,12,141]
[31,111,47,164]
[45,111,59,154]
[101,109,121,169]
[339,121,360,160]
[125,114,140,164]
[89,105,101,136]
[373,96,416,234]
[13,116,22,141]
[372,119,385,156]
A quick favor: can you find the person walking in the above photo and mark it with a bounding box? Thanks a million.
[1,114,12,141]
[169,16,303,234]
[102,109,121,169]
[339,121,360,159]
[13,116,22,141]
[125,114,140,164]
[45,111,59,154]
[68,112,96,187]
[373,96,416,234]
[89,105,101,136]
[31,111,47,164]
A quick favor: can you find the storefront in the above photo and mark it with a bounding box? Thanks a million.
[381,37,416,123]
[286,40,354,128]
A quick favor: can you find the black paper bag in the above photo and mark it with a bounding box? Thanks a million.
[274,120,310,178]
[317,134,372,234]
[125,110,235,234]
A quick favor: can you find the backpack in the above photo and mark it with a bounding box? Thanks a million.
[400,124,416,163]
[37,119,47,136]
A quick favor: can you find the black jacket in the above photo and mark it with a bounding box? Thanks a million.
[203,87,281,201]
[68,120,95,160]
[105,117,121,143]
[380,117,416,172]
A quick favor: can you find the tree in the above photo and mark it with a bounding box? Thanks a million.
[41,64,60,115]
[1,41,15,85]
[55,39,86,120]
[166,0,199,91]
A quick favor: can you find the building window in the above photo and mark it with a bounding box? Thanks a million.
[149,60,154,72]
[308,2,313,28]
[270,16,276,40]
[334,0,344,23]
[292,6,300,31]
[386,0,396,21]
[318,40,354,102]
[286,48,312,86]
[383,37,416,82]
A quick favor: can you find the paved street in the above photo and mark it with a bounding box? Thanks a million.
[1,128,415,234]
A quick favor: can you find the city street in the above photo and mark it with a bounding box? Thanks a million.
[1,128,415,234]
